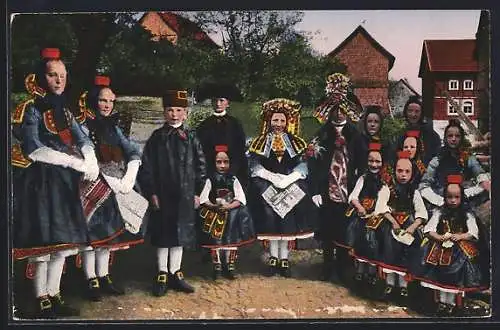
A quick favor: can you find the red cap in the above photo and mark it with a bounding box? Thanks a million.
[215,145,228,153]
[368,142,382,151]
[397,150,411,159]
[406,130,420,138]
[447,174,463,185]
[94,75,111,87]
[41,48,60,60]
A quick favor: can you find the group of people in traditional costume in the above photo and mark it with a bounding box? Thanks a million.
[11,48,490,319]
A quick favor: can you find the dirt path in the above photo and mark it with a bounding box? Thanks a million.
[14,242,423,320]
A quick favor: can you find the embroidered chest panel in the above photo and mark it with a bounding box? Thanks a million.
[98,143,124,163]
[42,109,74,146]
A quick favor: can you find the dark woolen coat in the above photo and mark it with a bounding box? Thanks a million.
[196,114,248,186]
[138,124,207,249]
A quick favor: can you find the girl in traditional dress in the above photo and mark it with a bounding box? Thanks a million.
[416,174,486,316]
[375,151,428,303]
[12,48,99,318]
[419,119,490,212]
[345,142,387,291]
[248,98,315,278]
[199,145,255,280]
[76,75,146,301]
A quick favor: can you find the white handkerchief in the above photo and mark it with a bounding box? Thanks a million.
[391,229,415,246]
[102,174,148,234]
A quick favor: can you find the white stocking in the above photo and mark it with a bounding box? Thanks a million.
[385,273,396,286]
[278,240,290,259]
[269,240,279,258]
[33,261,48,298]
[46,253,66,296]
[447,292,457,306]
[96,248,110,277]
[157,248,169,272]
[168,246,183,273]
[82,250,97,279]
[398,274,408,288]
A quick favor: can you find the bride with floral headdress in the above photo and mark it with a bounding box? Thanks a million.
[247,98,317,278]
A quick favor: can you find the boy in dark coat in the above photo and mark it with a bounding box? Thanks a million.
[138,90,207,296]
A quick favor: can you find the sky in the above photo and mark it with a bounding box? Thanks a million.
[201,10,481,94]
[296,10,482,94]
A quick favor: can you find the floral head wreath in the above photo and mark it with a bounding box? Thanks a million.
[313,73,362,124]
[259,98,302,136]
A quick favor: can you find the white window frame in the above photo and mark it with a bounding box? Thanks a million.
[448,80,459,90]
[463,80,474,90]
[462,99,474,115]
[447,99,474,116]
[447,99,458,116]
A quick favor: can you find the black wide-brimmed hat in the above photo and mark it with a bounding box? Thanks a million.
[196,81,243,102]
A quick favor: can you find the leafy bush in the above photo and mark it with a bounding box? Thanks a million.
[186,104,213,129]
[380,116,406,145]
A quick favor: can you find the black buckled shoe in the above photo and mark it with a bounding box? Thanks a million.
[436,302,455,317]
[383,285,395,301]
[49,293,80,317]
[398,287,409,306]
[169,271,195,293]
[152,271,168,297]
[37,296,56,319]
[212,263,222,280]
[279,259,291,278]
[265,256,279,277]
[223,262,237,280]
[87,277,102,301]
[99,274,125,295]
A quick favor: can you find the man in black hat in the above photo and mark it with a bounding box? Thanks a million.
[138,90,207,297]
[196,85,248,188]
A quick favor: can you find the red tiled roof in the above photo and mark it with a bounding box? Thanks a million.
[419,39,478,76]
[327,25,395,71]
[141,12,218,46]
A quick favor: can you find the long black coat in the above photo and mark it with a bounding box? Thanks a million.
[138,124,207,249]
[196,114,248,186]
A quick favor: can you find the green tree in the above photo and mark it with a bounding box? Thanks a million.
[189,11,305,100]
[11,14,78,92]
[97,14,224,96]
[11,13,117,111]
[263,33,345,106]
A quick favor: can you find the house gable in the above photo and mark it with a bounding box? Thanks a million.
[327,25,395,71]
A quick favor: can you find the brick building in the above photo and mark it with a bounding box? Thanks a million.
[139,12,219,48]
[327,25,395,115]
[418,39,480,141]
